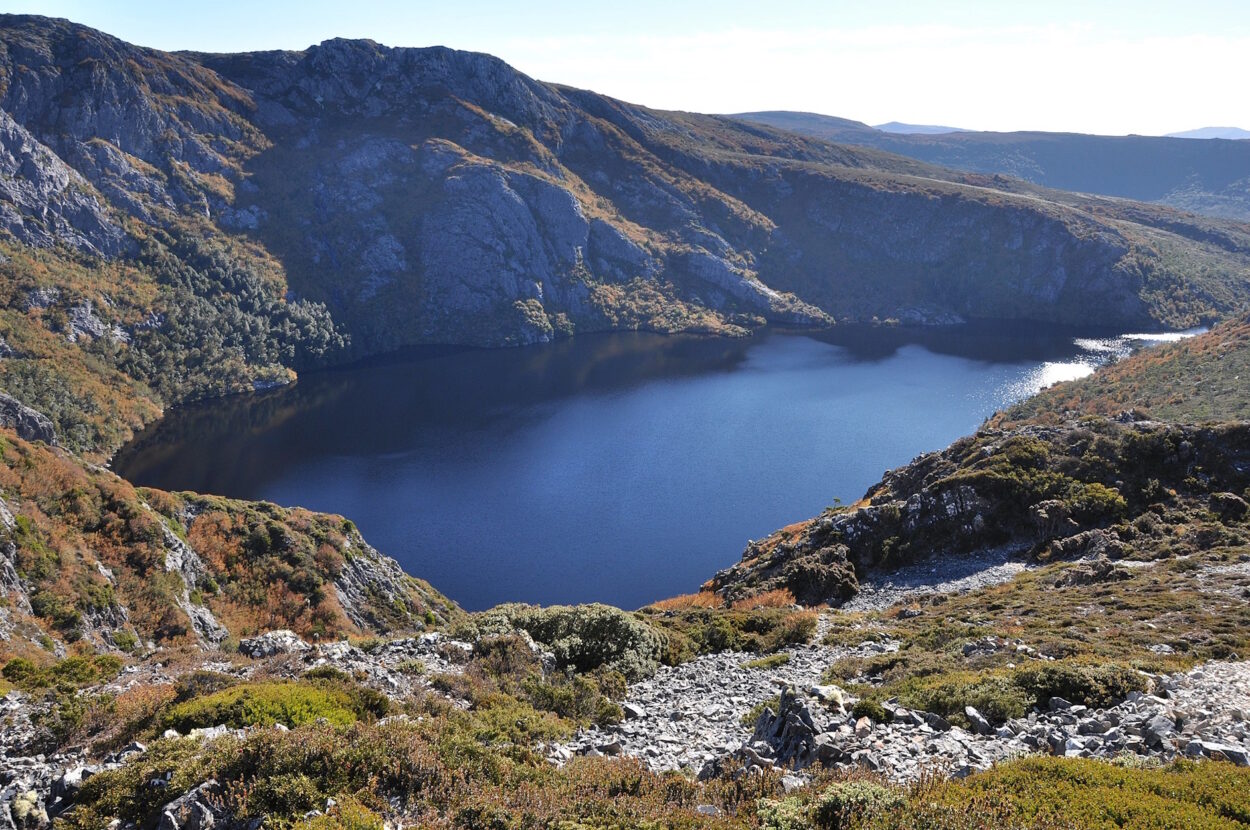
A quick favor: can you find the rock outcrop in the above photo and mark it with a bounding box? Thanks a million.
[0,394,55,445]
[713,418,1250,604]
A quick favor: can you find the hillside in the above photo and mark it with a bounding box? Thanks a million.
[2,17,1250,461]
[735,111,1250,221]
[996,313,1250,426]
[0,430,456,660]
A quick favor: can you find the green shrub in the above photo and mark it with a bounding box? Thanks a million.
[1012,662,1149,710]
[910,756,1250,830]
[894,672,1032,726]
[851,699,889,724]
[743,653,792,670]
[303,665,351,683]
[162,682,359,731]
[294,796,384,830]
[2,657,39,685]
[468,604,664,681]
[175,670,239,702]
[757,796,810,830]
[1066,482,1128,523]
[521,674,623,726]
[813,781,903,829]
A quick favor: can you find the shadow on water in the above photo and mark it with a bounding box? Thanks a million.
[114,331,755,496]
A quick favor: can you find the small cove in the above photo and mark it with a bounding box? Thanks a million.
[113,324,1188,610]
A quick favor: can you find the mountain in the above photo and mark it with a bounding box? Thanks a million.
[2,16,1250,464]
[874,121,967,135]
[735,111,1250,221]
[1168,127,1250,140]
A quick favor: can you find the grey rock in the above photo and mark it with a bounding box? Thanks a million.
[965,706,992,735]
[1049,696,1074,712]
[0,395,56,445]
[238,629,311,659]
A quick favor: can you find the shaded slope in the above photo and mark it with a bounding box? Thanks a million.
[0,14,1248,461]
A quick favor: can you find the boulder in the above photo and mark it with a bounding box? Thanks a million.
[238,630,311,659]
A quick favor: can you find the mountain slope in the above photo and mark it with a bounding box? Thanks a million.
[0,430,457,660]
[735,111,1250,221]
[995,312,1250,427]
[0,18,1247,474]
[0,15,1248,386]
[1169,127,1250,140]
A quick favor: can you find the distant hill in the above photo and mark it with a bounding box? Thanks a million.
[874,121,966,135]
[734,111,1250,221]
[1168,127,1250,140]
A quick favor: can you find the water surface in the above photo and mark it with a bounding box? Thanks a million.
[114,325,1182,610]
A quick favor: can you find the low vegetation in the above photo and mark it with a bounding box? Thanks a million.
[0,433,456,661]
[63,714,1250,830]
[997,312,1250,427]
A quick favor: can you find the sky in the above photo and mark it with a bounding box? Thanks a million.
[10,0,1250,136]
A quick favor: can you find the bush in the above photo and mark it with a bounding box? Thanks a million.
[294,796,384,830]
[467,604,664,681]
[163,682,359,731]
[2,657,39,685]
[1013,662,1149,710]
[910,756,1250,830]
[851,699,889,724]
[743,653,792,670]
[175,670,239,702]
[3,654,124,690]
[813,781,903,829]
[894,672,1033,726]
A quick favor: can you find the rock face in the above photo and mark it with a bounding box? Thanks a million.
[0,110,124,256]
[2,14,1249,356]
[0,394,55,444]
[713,418,1250,605]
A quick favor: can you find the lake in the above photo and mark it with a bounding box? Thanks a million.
[113,324,1187,610]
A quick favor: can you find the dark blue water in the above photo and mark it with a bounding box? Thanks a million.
[113,325,1170,610]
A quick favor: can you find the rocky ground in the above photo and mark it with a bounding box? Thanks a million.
[0,631,472,829]
[839,545,1033,613]
[553,617,898,773]
[561,637,1250,784]
[5,557,1250,827]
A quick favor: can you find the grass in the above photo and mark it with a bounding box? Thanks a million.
[997,312,1250,428]
[742,653,793,670]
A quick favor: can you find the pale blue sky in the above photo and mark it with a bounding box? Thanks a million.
[10,1,1250,135]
